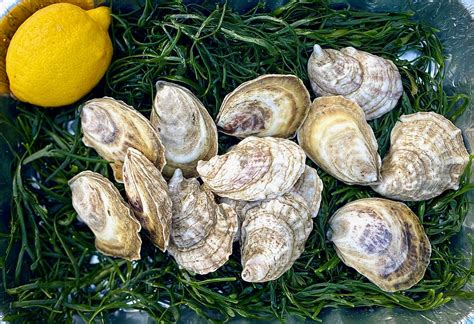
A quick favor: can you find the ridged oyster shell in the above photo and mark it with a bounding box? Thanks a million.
[219,165,323,242]
[123,147,172,251]
[292,165,324,218]
[81,97,166,182]
[167,169,238,275]
[327,198,431,292]
[308,45,403,120]
[216,74,311,138]
[240,193,312,282]
[297,96,381,185]
[197,137,306,201]
[220,166,323,218]
[372,112,470,201]
[151,81,218,178]
[69,171,142,261]
[218,197,247,242]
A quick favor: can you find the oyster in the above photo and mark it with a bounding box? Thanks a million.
[69,171,142,261]
[218,197,247,242]
[292,165,323,218]
[297,96,381,185]
[197,136,306,201]
[123,147,172,251]
[81,97,166,182]
[219,164,323,239]
[372,112,470,201]
[218,164,323,242]
[307,44,403,120]
[240,193,312,282]
[327,198,431,292]
[167,169,238,275]
[151,81,218,178]
[216,74,311,138]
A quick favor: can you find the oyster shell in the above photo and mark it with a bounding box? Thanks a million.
[372,112,470,201]
[297,96,381,185]
[292,165,323,218]
[327,198,431,292]
[69,171,142,261]
[197,136,306,201]
[216,74,311,138]
[81,97,166,182]
[240,193,312,282]
[167,169,238,275]
[308,45,403,120]
[220,164,323,241]
[123,147,172,251]
[151,81,218,178]
[217,197,247,242]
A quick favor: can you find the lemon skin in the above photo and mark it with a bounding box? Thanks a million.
[6,3,113,107]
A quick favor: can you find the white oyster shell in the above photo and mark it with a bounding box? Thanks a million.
[240,193,312,282]
[327,198,431,292]
[216,74,311,138]
[220,164,323,243]
[308,44,403,120]
[292,165,323,218]
[197,137,306,201]
[81,97,166,183]
[218,164,323,242]
[151,81,218,178]
[167,169,238,275]
[123,147,172,251]
[217,197,247,242]
[372,112,470,201]
[69,171,142,261]
[297,96,381,185]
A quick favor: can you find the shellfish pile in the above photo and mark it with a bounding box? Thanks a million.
[69,45,469,291]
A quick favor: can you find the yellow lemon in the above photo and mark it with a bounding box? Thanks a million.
[5,3,113,107]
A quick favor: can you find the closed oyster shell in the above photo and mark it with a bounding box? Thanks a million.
[151,81,218,178]
[81,97,166,182]
[240,193,312,282]
[372,112,470,201]
[218,197,247,242]
[69,171,142,261]
[220,164,323,242]
[219,166,323,242]
[167,169,238,275]
[327,198,431,292]
[216,74,311,138]
[297,96,381,185]
[308,45,403,120]
[292,165,323,218]
[197,137,306,201]
[123,147,172,251]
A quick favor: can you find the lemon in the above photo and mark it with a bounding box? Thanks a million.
[5,3,113,107]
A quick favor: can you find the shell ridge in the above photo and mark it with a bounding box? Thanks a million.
[308,45,403,120]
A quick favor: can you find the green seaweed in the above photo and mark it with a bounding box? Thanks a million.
[1,0,472,322]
